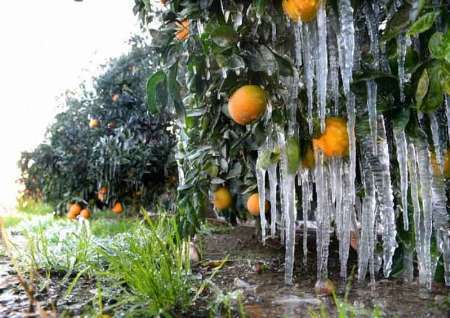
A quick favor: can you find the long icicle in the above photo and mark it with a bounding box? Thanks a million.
[393,128,409,231]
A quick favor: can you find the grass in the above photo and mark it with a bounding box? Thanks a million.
[3,206,197,317]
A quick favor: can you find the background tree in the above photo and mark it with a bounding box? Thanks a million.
[19,36,177,214]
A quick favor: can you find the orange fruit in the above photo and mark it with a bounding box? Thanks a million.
[69,203,82,215]
[175,19,189,41]
[89,119,100,128]
[213,187,232,210]
[160,0,168,4]
[112,202,124,214]
[228,85,267,125]
[314,279,336,296]
[80,209,91,219]
[282,0,301,21]
[246,193,269,216]
[283,0,320,22]
[313,117,349,157]
[302,142,315,169]
[67,211,78,220]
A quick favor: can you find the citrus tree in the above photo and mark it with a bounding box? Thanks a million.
[19,36,177,214]
[137,0,449,287]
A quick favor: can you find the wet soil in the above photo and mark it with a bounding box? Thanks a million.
[199,225,450,318]
[1,224,449,317]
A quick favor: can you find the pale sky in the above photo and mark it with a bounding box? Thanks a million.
[0,1,140,207]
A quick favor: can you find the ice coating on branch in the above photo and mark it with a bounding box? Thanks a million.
[393,128,409,231]
[316,1,328,132]
[300,169,311,265]
[338,0,355,95]
[268,163,278,238]
[397,34,408,102]
[367,80,378,155]
[301,22,316,134]
[256,154,268,242]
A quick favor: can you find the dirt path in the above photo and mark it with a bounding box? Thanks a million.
[201,225,450,318]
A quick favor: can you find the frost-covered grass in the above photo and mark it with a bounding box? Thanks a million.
[2,208,196,317]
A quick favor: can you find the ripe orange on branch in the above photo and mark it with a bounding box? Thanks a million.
[228,85,267,125]
[213,187,232,210]
[175,19,189,41]
[313,117,349,157]
[89,119,100,128]
[282,0,320,23]
[246,193,269,216]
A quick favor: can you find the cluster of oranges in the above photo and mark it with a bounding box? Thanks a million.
[67,203,91,220]
[66,186,124,220]
[212,187,269,217]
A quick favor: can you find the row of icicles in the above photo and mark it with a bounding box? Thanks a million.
[212,0,449,290]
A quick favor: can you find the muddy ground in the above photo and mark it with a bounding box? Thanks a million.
[198,225,449,318]
[0,224,449,317]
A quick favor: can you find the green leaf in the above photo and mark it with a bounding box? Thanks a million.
[286,137,300,175]
[146,71,166,114]
[419,64,443,113]
[415,68,429,108]
[381,4,412,42]
[407,11,440,37]
[428,32,444,60]
[392,108,411,131]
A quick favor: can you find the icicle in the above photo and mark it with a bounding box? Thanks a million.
[316,1,328,132]
[441,229,450,287]
[366,80,378,155]
[446,96,450,140]
[365,117,397,277]
[338,0,356,202]
[271,21,277,44]
[347,93,357,204]
[377,118,397,277]
[278,131,297,285]
[294,22,302,67]
[300,169,311,265]
[358,136,376,283]
[301,22,315,134]
[256,155,268,243]
[429,113,443,173]
[338,162,352,279]
[327,11,340,115]
[268,163,278,237]
[315,151,330,281]
[338,0,355,95]
[393,128,409,230]
[397,34,408,103]
[409,141,433,290]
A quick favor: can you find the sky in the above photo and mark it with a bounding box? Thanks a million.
[0,0,140,207]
